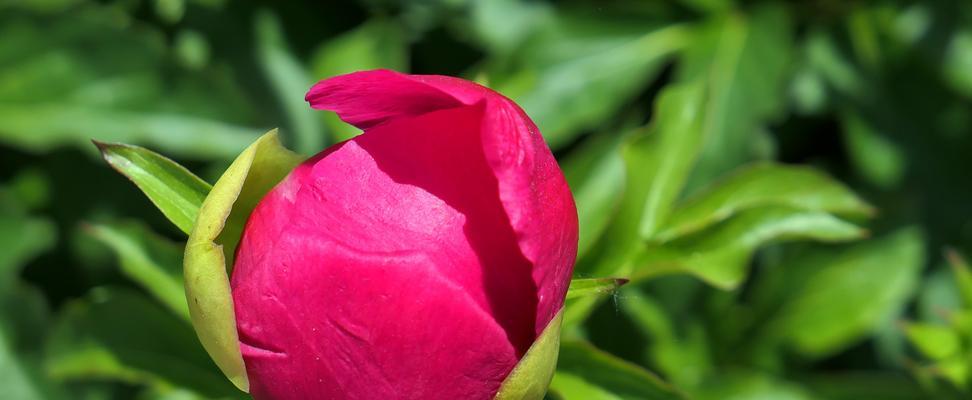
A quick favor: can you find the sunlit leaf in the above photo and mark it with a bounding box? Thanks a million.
[903,322,961,361]
[96,141,210,235]
[633,206,866,289]
[657,163,873,241]
[584,82,705,277]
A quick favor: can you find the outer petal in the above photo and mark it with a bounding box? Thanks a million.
[234,104,546,398]
[306,70,579,337]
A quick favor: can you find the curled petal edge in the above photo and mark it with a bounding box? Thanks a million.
[184,129,303,392]
[494,307,564,400]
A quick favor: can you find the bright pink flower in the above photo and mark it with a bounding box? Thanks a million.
[231,70,578,399]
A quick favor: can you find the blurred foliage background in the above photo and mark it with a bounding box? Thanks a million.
[1,0,972,399]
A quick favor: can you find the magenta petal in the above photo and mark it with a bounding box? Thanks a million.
[231,70,578,399]
[305,69,464,129]
[305,70,579,336]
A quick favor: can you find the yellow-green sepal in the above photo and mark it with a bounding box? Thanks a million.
[494,308,564,400]
[184,129,304,392]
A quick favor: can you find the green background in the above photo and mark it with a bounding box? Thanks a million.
[2,0,972,399]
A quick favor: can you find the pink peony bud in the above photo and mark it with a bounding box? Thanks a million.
[230,70,578,399]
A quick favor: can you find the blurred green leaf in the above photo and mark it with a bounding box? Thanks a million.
[678,5,794,188]
[586,82,705,276]
[946,249,972,306]
[0,329,45,400]
[567,83,704,329]
[694,372,818,400]
[944,30,972,98]
[0,9,260,158]
[255,10,323,154]
[561,132,626,259]
[0,212,56,289]
[802,372,928,400]
[621,290,711,388]
[495,18,691,148]
[567,278,629,300]
[657,163,873,241]
[550,340,683,400]
[633,206,866,289]
[85,221,188,319]
[766,229,925,357]
[904,322,962,361]
[46,288,237,398]
[311,19,408,142]
[841,112,905,189]
[96,141,210,235]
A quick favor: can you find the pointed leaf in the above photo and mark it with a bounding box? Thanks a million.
[657,163,873,241]
[633,206,867,289]
[184,129,303,392]
[566,278,629,300]
[96,141,211,235]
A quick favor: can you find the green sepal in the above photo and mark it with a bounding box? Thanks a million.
[494,308,564,400]
[184,129,303,392]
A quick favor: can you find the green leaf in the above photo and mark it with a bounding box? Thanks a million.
[0,212,55,289]
[677,5,794,189]
[549,340,683,400]
[495,19,691,148]
[567,83,704,329]
[566,278,629,300]
[633,207,867,289]
[621,291,711,388]
[840,112,905,189]
[0,329,45,400]
[184,129,303,392]
[494,309,563,400]
[695,372,817,400]
[766,229,925,357]
[903,322,962,361]
[656,163,873,241]
[586,82,706,277]
[45,288,237,398]
[255,10,323,154]
[0,10,261,158]
[561,132,626,259]
[310,19,408,142]
[96,141,211,235]
[85,221,189,319]
[945,249,972,307]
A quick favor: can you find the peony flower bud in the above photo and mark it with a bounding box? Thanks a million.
[230,70,578,399]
